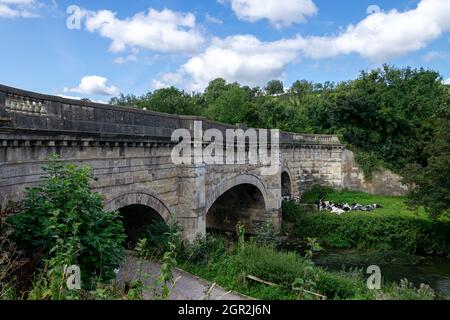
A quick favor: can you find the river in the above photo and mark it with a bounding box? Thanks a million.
[311,248,450,299]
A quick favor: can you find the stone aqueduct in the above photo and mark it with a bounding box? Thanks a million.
[1,84,351,241]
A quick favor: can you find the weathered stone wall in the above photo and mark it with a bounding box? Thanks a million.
[281,136,345,195]
[341,149,408,196]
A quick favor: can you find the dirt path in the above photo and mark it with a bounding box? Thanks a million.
[116,252,250,300]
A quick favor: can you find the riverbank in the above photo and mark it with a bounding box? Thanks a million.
[283,187,450,256]
[176,232,438,300]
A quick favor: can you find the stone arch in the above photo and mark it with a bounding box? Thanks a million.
[281,169,293,197]
[104,192,172,247]
[205,174,268,234]
[205,174,268,213]
[104,192,172,224]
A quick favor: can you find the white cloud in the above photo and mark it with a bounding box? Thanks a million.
[230,0,318,28]
[422,51,449,62]
[0,0,40,18]
[157,35,302,92]
[444,78,450,85]
[205,13,223,25]
[84,8,204,54]
[297,0,450,62]
[152,0,450,92]
[113,54,138,64]
[65,76,120,96]
[152,72,184,90]
[57,94,107,104]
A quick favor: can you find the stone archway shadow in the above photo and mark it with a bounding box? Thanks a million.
[104,192,172,224]
[281,167,294,198]
[205,174,269,214]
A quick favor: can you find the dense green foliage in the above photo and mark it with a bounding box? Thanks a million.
[288,188,450,256]
[110,65,449,218]
[402,100,450,219]
[8,156,126,286]
[265,80,284,95]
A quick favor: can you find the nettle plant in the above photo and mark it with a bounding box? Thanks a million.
[8,155,126,294]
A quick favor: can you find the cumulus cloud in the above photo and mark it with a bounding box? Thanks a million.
[205,13,223,25]
[84,8,204,54]
[0,0,41,18]
[422,51,449,62]
[64,76,120,96]
[230,0,318,28]
[152,0,450,91]
[444,78,450,85]
[152,72,184,90]
[297,0,450,62]
[113,54,138,64]
[154,35,302,91]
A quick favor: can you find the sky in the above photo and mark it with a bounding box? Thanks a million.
[0,0,449,102]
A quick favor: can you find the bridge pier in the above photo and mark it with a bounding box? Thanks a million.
[176,164,207,242]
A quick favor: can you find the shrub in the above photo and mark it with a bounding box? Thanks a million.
[8,155,126,286]
[300,186,336,204]
[140,215,182,258]
[254,220,278,248]
[1,202,28,300]
[354,150,382,180]
[292,188,450,256]
[376,279,436,300]
[294,211,450,255]
[182,234,228,265]
[282,200,301,223]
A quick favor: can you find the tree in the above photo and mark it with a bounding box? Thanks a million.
[289,80,314,97]
[403,99,450,219]
[8,155,126,283]
[206,83,253,125]
[109,93,139,107]
[317,65,445,172]
[265,80,284,95]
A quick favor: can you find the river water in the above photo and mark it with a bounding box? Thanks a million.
[311,248,450,298]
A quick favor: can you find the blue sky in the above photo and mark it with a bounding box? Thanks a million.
[0,0,449,101]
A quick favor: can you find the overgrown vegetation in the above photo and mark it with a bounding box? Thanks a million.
[289,187,450,256]
[110,65,450,219]
[177,225,436,300]
[1,156,130,300]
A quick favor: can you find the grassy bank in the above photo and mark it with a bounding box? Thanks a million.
[177,234,436,300]
[284,187,450,256]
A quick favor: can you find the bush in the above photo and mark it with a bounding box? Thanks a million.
[376,279,436,300]
[140,216,182,258]
[8,155,126,286]
[354,151,382,180]
[182,234,227,265]
[293,211,450,256]
[1,202,28,300]
[282,200,301,223]
[300,186,336,204]
[254,220,278,248]
[291,188,450,256]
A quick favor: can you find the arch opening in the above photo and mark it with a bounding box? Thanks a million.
[119,204,166,248]
[206,183,266,234]
[281,171,292,198]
